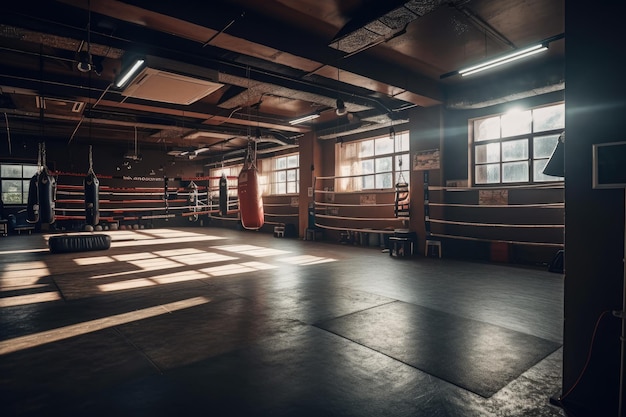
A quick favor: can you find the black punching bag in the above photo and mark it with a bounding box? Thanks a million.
[26,172,39,223]
[84,172,100,226]
[219,173,228,216]
[38,167,56,224]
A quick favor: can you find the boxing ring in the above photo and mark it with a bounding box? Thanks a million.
[312,174,411,245]
[53,172,240,230]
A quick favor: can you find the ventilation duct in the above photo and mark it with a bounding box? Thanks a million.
[329,0,446,54]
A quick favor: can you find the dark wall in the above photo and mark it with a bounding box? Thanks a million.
[562,3,626,416]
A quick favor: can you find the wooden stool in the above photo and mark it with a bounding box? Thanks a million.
[425,239,442,258]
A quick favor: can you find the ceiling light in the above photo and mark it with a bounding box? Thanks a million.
[336,99,347,116]
[458,44,547,77]
[115,58,145,88]
[289,114,320,125]
[440,34,564,80]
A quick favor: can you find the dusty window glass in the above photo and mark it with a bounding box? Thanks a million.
[476,164,500,184]
[533,104,564,132]
[362,174,375,189]
[502,139,528,162]
[474,116,500,142]
[359,140,374,158]
[502,161,529,183]
[376,173,393,189]
[375,156,392,173]
[475,143,500,163]
[375,137,394,155]
[534,134,560,159]
[361,159,374,175]
[502,110,531,137]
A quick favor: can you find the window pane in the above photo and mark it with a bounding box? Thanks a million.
[2,179,21,193]
[475,143,500,163]
[361,159,374,174]
[276,157,287,170]
[534,159,563,182]
[359,140,374,158]
[362,175,375,189]
[501,110,531,137]
[395,153,409,171]
[375,156,392,173]
[474,116,500,141]
[23,165,39,178]
[534,134,560,159]
[287,169,297,181]
[475,164,500,184]
[376,173,393,189]
[395,132,409,153]
[1,164,22,178]
[533,103,564,132]
[277,171,286,182]
[374,137,394,155]
[287,181,297,194]
[276,183,286,194]
[502,161,529,183]
[286,155,298,168]
[2,192,22,204]
[502,139,528,161]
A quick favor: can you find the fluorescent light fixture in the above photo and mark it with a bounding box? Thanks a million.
[289,113,320,125]
[115,58,145,88]
[459,44,547,77]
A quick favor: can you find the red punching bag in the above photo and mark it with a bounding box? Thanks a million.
[238,158,264,230]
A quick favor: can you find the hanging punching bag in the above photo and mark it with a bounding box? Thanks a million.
[187,181,198,222]
[84,172,100,226]
[38,166,56,224]
[238,162,264,230]
[26,172,39,223]
[219,173,228,216]
[84,146,100,226]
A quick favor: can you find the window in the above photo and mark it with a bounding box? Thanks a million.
[336,131,410,192]
[1,164,39,205]
[471,103,564,185]
[260,153,299,195]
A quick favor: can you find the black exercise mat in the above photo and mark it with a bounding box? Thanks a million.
[315,301,561,398]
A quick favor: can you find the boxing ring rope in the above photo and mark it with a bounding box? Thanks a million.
[53,172,241,227]
[312,174,409,236]
[425,183,564,248]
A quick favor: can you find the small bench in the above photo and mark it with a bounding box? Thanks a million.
[273,225,285,237]
[389,236,414,258]
[48,233,111,254]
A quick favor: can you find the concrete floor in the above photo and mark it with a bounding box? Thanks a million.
[0,227,565,416]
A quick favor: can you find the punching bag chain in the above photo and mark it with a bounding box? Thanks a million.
[88,145,94,173]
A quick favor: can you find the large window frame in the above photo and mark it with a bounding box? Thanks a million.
[335,130,410,192]
[260,153,299,196]
[0,163,39,205]
[470,102,565,186]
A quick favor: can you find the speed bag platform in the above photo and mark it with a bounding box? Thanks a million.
[48,234,111,254]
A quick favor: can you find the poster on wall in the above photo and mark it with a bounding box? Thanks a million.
[290,197,299,207]
[360,194,377,205]
[479,189,508,205]
[413,149,440,170]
